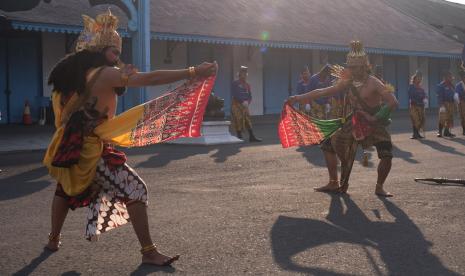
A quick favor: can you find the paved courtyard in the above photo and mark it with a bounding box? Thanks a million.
[0,111,464,275]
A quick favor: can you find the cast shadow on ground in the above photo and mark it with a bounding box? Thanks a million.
[447,137,465,146]
[133,138,277,168]
[392,144,419,164]
[130,264,176,275]
[0,166,51,201]
[419,139,465,156]
[12,248,53,276]
[133,144,241,168]
[271,194,459,275]
[295,146,327,168]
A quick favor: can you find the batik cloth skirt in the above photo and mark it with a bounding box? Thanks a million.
[310,102,326,119]
[439,102,455,128]
[55,156,148,241]
[329,98,344,119]
[459,100,465,129]
[231,99,252,132]
[409,104,425,130]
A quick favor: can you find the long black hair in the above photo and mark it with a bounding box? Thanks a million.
[47,49,108,97]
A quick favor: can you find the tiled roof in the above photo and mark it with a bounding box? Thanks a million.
[1,0,462,57]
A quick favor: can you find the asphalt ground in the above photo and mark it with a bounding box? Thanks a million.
[0,111,465,275]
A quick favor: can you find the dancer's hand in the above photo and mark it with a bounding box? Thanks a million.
[287,95,300,105]
[195,61,218,77]
[121,64,139,76]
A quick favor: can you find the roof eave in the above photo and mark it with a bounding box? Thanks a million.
[10,21,461,59]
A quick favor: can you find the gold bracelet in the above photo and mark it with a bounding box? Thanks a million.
[140,244,157,254]
[188,66,196,78]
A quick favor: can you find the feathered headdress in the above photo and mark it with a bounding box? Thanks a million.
[346,41,369,67]
[75,9,122,53]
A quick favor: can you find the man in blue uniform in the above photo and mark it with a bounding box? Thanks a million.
[436,71,456,137]
[456,70,465,136]
[296,66,312,115]
[231,66,262,142]
[408,71,427,139]
[309,64,332,119]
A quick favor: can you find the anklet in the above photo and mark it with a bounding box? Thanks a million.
[140,244,157,254]
[48,233,61,241]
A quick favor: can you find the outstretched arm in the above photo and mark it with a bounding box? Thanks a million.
[287,80,349,105]
[100,62,217,88]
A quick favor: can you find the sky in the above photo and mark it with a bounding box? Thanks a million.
[445,0,465,4]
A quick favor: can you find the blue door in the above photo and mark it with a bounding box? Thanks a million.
[0,38,6,124]
[116,38,132,114]
[263,49,290,114]
[0,34,41,124]
[396,57,409,109]
[9,36,41,123]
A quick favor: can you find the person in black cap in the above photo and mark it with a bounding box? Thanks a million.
[231,66,262,142]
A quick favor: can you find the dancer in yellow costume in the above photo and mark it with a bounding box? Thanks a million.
[43,10,217,266]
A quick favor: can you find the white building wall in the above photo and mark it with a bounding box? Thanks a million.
[232,46,264,115]
[42,32,66,97]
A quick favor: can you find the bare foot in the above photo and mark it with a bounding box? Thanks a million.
[45,237,61,252]
[314,181,339,193]
[337,182,350,194]
[362,153,369,167]
[375,185,393,197]
[142,249,180,266]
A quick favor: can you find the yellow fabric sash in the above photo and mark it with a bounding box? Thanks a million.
[44,75,216,196]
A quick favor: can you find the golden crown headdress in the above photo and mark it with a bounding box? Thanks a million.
[346,41,369,67]
[75,9,122,53]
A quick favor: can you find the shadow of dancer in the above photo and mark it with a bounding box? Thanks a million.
[271,194,459,275]
[12,248,53,276]
[296,146,327,168]
[0,166,51,201]
[130,263,176,275]
[392,144,419,164]
[419,139,465,156]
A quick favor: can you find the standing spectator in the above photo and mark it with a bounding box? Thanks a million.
[296,66,312,115]
[231,66,262,142]
[309,64,332,119]
[436,71,456,137]
[408,71,427,139]
[456,70,465,136]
